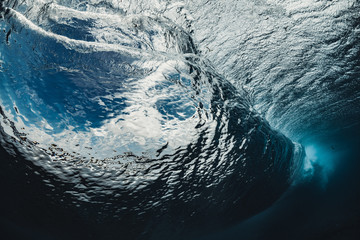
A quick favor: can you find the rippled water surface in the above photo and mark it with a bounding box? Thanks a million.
[0,0,359,239]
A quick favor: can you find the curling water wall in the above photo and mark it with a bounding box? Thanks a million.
[0,0,359,240]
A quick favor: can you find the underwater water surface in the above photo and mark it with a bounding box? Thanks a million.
[0,0,359,239]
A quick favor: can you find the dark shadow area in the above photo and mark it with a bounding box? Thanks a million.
[202,124,360,240]
[0,144,92,240]
[2,123,360,240]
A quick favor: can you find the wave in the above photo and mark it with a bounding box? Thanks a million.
[2,0,359,239]
[188,0,360,140]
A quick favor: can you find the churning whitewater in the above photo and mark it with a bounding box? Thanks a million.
[0,0,359,240]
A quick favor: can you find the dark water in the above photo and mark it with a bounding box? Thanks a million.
[1,0,360,239]
[202,125,360,240]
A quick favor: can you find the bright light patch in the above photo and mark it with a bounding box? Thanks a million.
[303,143,338,187]
[304,145,317,172]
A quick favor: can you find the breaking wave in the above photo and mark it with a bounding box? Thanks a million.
[0,0,359,239]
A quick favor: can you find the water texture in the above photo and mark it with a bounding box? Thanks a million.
[0,0,359,239]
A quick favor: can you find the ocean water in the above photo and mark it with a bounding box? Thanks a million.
[0,0,359,239]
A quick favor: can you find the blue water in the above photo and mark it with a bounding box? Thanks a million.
[0,0,359,239]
